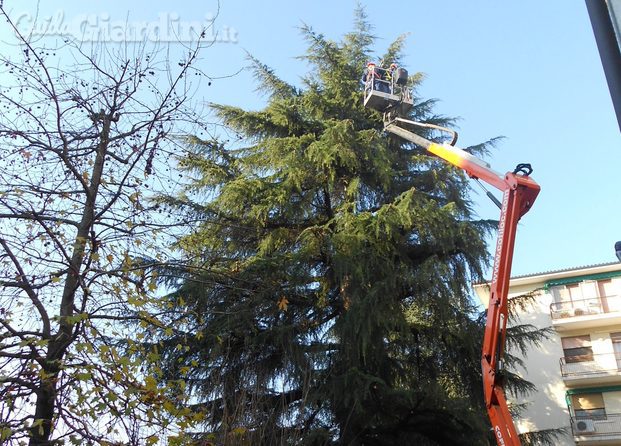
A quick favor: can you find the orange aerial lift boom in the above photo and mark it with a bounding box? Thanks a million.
[383,117,540,446]
[363,65,540,444]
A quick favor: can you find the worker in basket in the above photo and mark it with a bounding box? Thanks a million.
[363,61,413,114]
[362,61,390,93]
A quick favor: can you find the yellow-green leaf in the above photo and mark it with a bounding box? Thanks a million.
[277,296,289,311]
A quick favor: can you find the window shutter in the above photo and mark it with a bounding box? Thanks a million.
[571,393,605,410]
[562,335,592,349]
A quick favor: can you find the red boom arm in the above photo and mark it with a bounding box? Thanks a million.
[385,120,540,446]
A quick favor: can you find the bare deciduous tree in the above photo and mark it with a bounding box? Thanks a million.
[0,7,215,445]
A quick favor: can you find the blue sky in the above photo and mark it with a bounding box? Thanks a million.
[3,0,620,277]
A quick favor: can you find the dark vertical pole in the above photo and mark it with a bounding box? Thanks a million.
[586,0,621,131]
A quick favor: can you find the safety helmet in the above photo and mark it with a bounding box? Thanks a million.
[367,61,375,67]
[390,63,397,69]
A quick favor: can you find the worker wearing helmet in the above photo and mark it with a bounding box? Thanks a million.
[362,62,377,83]
[386,63,398,93]
[388,63,398,77]
[362,62,389,93]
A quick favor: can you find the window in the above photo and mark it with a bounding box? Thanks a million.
[562,335,593,363]
[552,283,582,306]
[600,279,621,312]
[598,279,616,298]
[612,332,621,368]
[571,393,606,420]
[550,278,621,314]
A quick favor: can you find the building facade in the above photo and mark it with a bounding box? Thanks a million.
[475,262,621,446]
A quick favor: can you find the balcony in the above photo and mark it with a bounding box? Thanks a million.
[550,295,621,331]
[572,414,621,444]
[561,353,621,386]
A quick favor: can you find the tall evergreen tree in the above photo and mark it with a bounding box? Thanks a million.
[158,10,500,446]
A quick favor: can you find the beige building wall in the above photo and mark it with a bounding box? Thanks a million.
[475,262,621,446]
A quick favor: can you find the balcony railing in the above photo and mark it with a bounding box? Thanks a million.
[550,295,621,320]
[572,413,621,437]
[560,352,621,378]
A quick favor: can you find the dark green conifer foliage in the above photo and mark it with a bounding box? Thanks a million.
[160,8,503,446]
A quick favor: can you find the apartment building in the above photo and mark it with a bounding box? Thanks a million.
[474,261,621,446]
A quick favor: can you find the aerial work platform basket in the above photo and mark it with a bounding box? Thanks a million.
[363,65,413,115]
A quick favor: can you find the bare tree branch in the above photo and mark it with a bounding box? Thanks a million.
[0,5,231,444]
